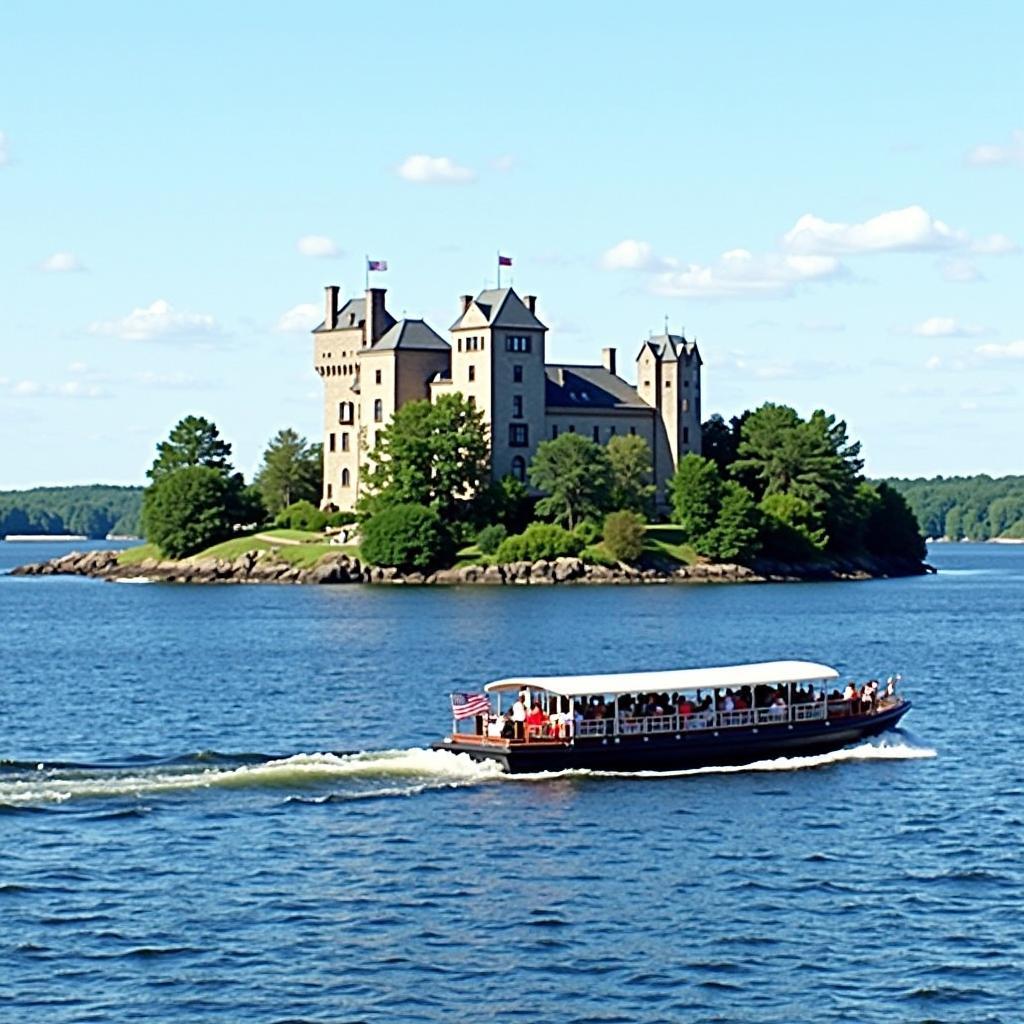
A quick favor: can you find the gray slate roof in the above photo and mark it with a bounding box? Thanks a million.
[544,365,650,411]
[371,319,450,352]
[313,297,367,333]
[640,333,701,362]
[450,287,547,331]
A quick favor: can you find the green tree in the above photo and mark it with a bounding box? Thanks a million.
[529,433,613,530]
[360,503,453,572]
[141,467,236,558]
[476,475,534,534]
[701,412,747,474]
[274,499,327,532]
[255,429,322,515]
[758,492,827,558]
[864,482,927,561]
[475,523,508,555]
[703,482,761,562]
[668,454,723,540]
[359,394,490,524]
[603,510,646,563]
[147,415,234,482]
[607,434,655,516]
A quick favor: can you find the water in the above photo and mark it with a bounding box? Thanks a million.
[1,540,1021,1023]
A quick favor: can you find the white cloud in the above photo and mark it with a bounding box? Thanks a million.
[0,131,9,166]
[976,339,1024,360]
[601,239,657,271]
[397,154,475,184]
[13,380,40,396]
[966,129,1024,167]
[970,233,1019,255]
[88,299,220,342]
[276,302,321,333]
[492,154,515,172]
[783,205,966,254]
[911,316,987,338]
[652,249,844,298]
[40,251,85,273]
[940,258,984,283]
[296,235,340,258]
[924,355,943,370]
[8,378,105,399]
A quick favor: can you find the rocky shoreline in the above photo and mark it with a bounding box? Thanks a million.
[8,548,933,586]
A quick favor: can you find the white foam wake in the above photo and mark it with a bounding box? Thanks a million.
[0,748,502,807]
[513,739,937,781]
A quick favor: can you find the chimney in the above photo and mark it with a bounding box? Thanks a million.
[460,294,473,314]
[324,285,339,330]
[366,287,388,346]
[602,347,617,375]
[524,294,537,314]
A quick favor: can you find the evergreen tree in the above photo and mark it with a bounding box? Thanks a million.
[703,482,761,561]
[255,429,322,515]
[147,415,234,482]
[141,466,236,558]
[668,454,723,541]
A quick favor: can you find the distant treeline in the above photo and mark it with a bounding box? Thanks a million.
[882,476,1024,541]
[0,486,143,539]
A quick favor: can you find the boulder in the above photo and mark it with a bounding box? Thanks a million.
[429,568,462,585]
[482,564,505,584]
[552,557,584,582]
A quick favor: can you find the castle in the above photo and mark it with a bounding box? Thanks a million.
[313,284,702,510]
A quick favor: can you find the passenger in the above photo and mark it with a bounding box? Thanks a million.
[526,701,547,739]
[885,676,896,699]
[678,696,694,718]
[733,693,748,711]
[843,681,857,715]
[488,712,507,738]
[511,695,527,739]
[501,714,515,740]
[722,690,736,713]
[769,694,786,718]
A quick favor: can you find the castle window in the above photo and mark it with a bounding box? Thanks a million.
[568,424,575,433]
[552,425,559,439]
[341,432,350,452]
[610,425,617,435]
[513,365,523,383]
[682,398,690,413]
[327,484,333,499]
[374,398,383,422]
[375,369,382,385]
[468,396,476,409]
[511,455,526,482]
[513,395,523,418]
[630,427,637,435]
[683,427,690,444]
[643,380,650,388]
[665,380,671,388]
[506,335,531,353]
[329,433,336,453]
[341,468,351,487]
[684,379,690,387]
[509,424,529,447]
[468,365,476,382]
[339,402,354,424]
[592,425,600,442]
[480,338,485,351]
[457,338,463,352]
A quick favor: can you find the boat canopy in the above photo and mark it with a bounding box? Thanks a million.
[484,660,840,699]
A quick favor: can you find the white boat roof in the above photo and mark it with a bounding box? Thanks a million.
[484,660,839,698]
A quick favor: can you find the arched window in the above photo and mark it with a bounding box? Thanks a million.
[341,468,351,488]
[374,398,383,423]
[511,456,526,483]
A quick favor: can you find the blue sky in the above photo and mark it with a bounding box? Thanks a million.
[1,1,1021,488]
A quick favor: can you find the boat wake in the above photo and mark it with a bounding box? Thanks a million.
[0,739,935,809]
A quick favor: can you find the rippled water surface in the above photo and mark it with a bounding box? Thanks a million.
[2,541,1022,1023]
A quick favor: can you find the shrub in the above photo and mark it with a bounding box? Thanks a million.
[495,522,584,563]
[573,519,601,546]
[475,523,508,555]
[325,511,350,528]
[360,503,453,572]
[141,466,236,559]
[274,499,327,532]
[603,510,646,563]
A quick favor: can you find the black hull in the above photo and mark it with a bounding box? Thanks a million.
[433,701,912,774]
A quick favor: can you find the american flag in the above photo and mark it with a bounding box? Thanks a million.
[498,254,512,267]
[367,259,388,271]
[450,692,490,720]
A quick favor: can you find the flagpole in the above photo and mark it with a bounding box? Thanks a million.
[496,250,501,289]
[364,254,369,291]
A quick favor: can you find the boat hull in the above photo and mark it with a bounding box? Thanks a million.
[433,700,912,774]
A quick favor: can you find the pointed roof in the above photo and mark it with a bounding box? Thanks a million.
[369,318,450,352]
[449,287,547,331]
[638,333,701,363]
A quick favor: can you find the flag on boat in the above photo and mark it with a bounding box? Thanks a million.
[450,692,490,720]
[498,254,512,267]
[367,259,388,271]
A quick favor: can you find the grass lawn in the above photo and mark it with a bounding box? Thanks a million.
[117,543,160,565]
[117,532,361,567]
[643,525,698,565]
[259,528,326,542]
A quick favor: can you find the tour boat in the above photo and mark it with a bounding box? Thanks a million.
[432,660,911,774]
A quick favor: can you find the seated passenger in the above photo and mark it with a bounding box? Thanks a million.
[526,702,547,737]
